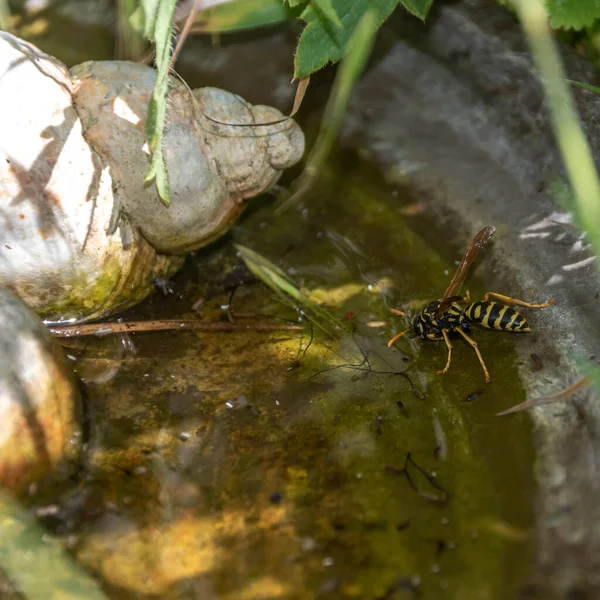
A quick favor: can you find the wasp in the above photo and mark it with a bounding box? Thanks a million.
[387,226,555,383]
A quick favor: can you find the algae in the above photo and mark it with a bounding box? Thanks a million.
[33,159,536,600]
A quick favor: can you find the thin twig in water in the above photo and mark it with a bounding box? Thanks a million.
[303,322,315,358]
[49,320,303,338]
[226,284,239,324]
[403,452,449,505]
[496,376,590,416]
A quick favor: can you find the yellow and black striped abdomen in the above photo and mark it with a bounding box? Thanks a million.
[465,301,530,332]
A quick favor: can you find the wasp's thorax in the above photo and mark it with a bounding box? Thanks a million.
[413,300,473,339]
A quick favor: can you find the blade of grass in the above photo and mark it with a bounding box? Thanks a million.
[567,79,600,94]
[0,490,109,599]
[0,0,12,33]
[512,0,600,399]
[235,244,343,337]
[275,9,377,215]
[512,0,600,258]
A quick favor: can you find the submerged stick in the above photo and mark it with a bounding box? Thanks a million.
[496,376,590,416]
[49,319,303,338]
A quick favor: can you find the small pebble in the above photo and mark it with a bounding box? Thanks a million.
[35,504,60,517]
[178,432,191,441]
[302,537,317,551]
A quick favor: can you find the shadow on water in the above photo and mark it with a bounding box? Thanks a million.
[32,155,536,600]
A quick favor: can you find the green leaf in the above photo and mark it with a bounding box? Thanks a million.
[546,0,600,30]
[294,0,400,78]
[514,0,600,264]
[278,10,377,213]
[285,0,309,7]
[133,0,177,206]
[194,0,297,33]
[398,0,433,20]
[312,0,343,28]
[0,491,110,600]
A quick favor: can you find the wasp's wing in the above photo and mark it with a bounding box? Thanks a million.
[434,226,496,317]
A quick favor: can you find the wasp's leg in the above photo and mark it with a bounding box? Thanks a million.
[456,328,492,383]
[390,308,406,317]
[387,327,411,348]
[436,329,453,376]
[482,292,555,309]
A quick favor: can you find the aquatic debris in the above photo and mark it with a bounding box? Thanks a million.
[302,328,421,399]
[153,278,175,295]
[269,492,283,504]
[496,376,590,416]
[396,400,409,418]
[235,244,343,337]
[375,414,384,435]
[464,389,486,403]
[424,538,449,558]
[385,455,449,504]
[235,247,422,396]
[48,319,302,338]
[384,466,405,476]
[432,416,448,461]
[530,352,543,371]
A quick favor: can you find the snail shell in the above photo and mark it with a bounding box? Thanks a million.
[0,288,81,493]
[0,32,304,323]
[71,61,305,254]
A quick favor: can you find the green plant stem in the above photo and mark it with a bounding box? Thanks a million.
[276,10,377,215]
[0,0,12,32]
[512,0,600,258]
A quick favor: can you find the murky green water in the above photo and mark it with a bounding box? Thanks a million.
[30,160,535,599]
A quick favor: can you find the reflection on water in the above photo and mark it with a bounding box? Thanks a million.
[29,162,535,599]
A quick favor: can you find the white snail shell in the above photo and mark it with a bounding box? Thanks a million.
[0,32,304,323]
